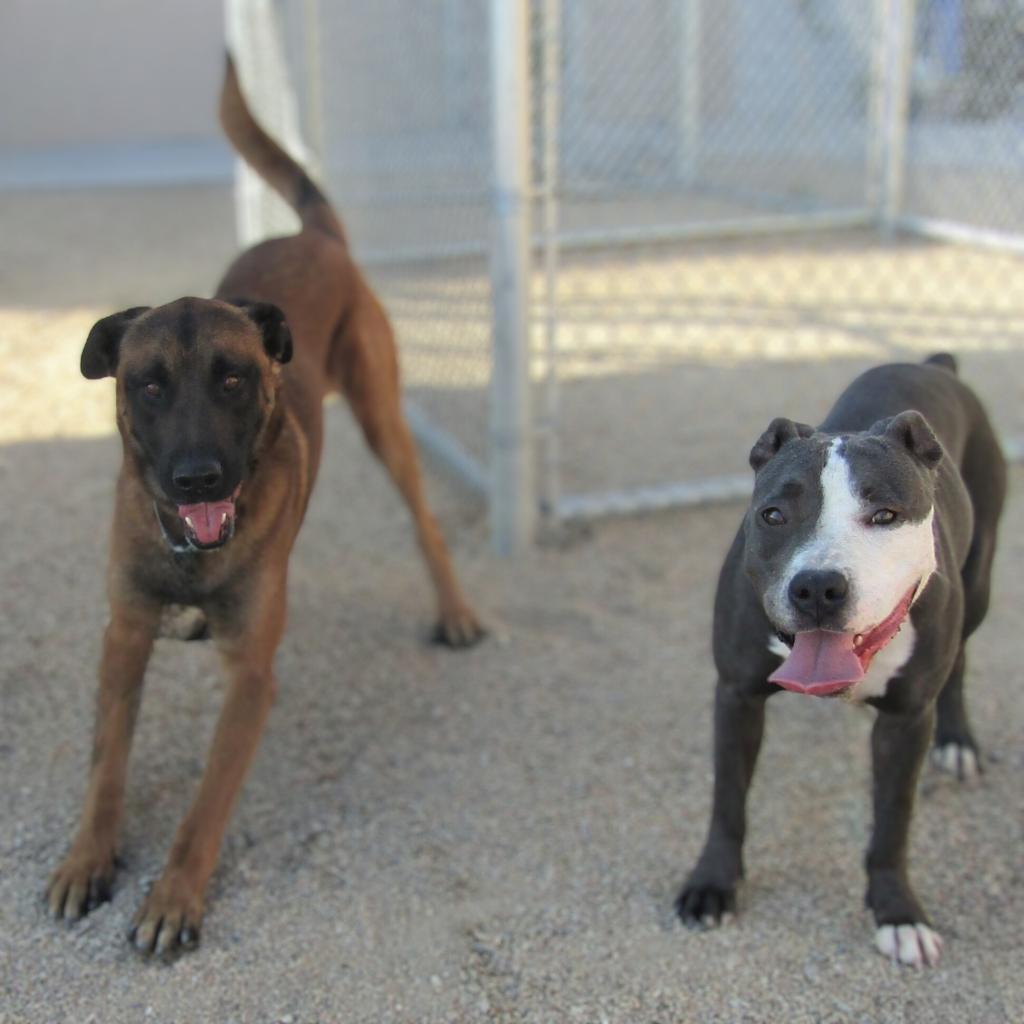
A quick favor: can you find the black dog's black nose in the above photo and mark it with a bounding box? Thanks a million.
[172,458,224,498]
[788,569,849,623]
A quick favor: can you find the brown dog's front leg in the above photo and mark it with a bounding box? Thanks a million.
[129,583,284,956]
[48,599,160,921]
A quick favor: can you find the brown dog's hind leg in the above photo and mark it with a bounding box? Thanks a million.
[336,289,484,648]
[48,599,160,921]
[129,576,284,956]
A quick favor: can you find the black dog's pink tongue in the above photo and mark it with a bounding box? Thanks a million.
[177,500,235,546]
[769,630,864,695]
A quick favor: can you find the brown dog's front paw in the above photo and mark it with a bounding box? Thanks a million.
[129,872,204,957]
[432,602,487,649]
[47,845,118,922]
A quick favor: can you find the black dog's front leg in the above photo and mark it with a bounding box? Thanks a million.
[865,703,943,966]
[676,680,768,927]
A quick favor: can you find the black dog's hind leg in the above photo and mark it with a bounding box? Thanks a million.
[934,522,1000,778]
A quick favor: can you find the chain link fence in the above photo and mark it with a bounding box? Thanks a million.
[231,0,1024,549]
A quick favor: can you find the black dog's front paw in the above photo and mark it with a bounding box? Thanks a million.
[866,869,942,967]
[873,921,943,967]
[675,874,737,929]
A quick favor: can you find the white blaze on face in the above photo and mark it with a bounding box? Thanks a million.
[767,439,937,635]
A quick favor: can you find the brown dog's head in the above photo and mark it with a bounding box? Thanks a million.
[81,296,292,548]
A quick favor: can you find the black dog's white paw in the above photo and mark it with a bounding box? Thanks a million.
[874,922,943,967]
[932,742,980,781]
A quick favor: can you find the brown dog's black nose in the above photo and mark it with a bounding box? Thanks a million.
[172,458,224,498]
[788,569,849,623]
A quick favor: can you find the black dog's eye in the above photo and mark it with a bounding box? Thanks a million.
[761,507,786,526]
[143,381,162,399]
[870,508,898,526]
[223,374,242,393]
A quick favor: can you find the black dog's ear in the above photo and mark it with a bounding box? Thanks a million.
[231,300,293,365]
[872,410,944,469]
[80,307,150,380]
[749,417,814,471]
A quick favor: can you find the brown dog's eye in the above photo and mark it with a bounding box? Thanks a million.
[761,507,786,526]
[223,374,242,392]
[144,382,162,399]
[870,508,898,526]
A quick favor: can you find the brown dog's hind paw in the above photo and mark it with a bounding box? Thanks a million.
[432,603,487,649]
[47,848,117,922]
[129,874,204,957]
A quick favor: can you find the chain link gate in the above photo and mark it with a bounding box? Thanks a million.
[532,0,1024,523]
[229,0,1024,553]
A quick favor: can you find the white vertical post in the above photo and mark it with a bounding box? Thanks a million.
[489,0,535,555]
[539,0,561,520]
[224,0,309,246]
[303,0,326,184]
[676,0,702,184]
[865,0,888,213]
[879,0,917,233]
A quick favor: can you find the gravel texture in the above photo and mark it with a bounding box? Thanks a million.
[1,185,1021,1023]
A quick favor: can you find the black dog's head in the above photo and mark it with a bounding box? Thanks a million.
[742,413,942,696]
[81,297,292,548]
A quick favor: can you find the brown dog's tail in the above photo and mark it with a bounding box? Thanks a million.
[219,53,344,242]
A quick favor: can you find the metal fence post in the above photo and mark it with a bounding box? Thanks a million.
[879,0,917,233]
[539,0,562,521]
[302,0,326,185]
[676,0,702,184]
[489,0,535,555]
[224,0,308,246]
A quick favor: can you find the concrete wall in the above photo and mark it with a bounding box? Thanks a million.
[0,0,224,148]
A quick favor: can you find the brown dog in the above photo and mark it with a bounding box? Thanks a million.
[46,57,484,955]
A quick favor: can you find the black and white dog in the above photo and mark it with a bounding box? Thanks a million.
[676,354,1005,967]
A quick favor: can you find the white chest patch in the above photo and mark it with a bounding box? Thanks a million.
[766,439,937,635]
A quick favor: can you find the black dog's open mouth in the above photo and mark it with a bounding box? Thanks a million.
[768,585,916,697]
[176,493,238,549]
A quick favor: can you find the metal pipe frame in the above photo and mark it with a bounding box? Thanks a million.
[488,0,535,554]
[879,0,918,233]
[405,401,489,497]
[225,0,311,247]
[556,430,1024,524]
[302,0,327,186]
[358,206,877,268]
[897,216,1024,256]
[675,0,702,185]
[538,0,563,520]
[555,474,753,522]
[866,0,889,213]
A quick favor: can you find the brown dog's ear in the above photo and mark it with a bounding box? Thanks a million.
[231,300,293,365]
[80,307,150,380]
[749,417,814,471]
[871,410,944,469]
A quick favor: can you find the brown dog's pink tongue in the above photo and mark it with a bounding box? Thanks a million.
[177,500,235,546]
[769,630,864,693]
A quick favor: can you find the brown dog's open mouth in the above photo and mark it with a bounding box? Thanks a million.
[768,586,916,697]
[176,492,238,549]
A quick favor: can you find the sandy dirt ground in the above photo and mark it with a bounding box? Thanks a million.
[1,185,1022,1023]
